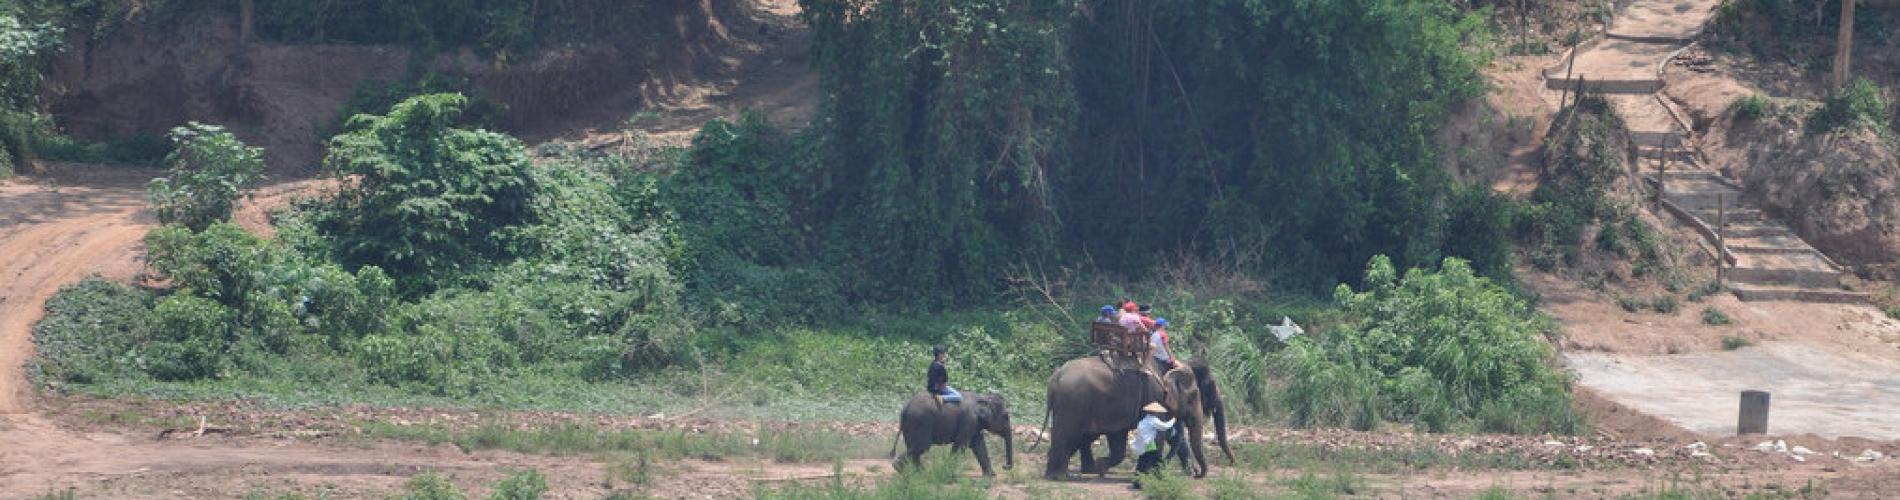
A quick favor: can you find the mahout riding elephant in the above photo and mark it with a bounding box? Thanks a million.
[890,391,1014,476]
[1038,355,1168,479]
[1152,359,1235,478]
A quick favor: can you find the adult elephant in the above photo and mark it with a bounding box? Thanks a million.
[1039,355,1168,479]
[890,392,1014,476]
[1153,359,1235,477]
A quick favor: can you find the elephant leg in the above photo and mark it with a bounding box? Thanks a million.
[1100,432,1129,474]
[1044,435,1075,479]
[970,434,994,476]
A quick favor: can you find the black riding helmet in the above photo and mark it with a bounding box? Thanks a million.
[932,345,946,356]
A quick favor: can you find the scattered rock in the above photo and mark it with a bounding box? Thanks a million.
[1791,445,1815,456]
[1574,445,1595,453]
[1683,441,1707,451]
[1857,450,1884,463]
[1543,440,1566,447]
[1632,448,1656,457]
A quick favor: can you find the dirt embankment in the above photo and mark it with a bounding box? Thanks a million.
[37,0,781,175]
[1696,100,1900,278]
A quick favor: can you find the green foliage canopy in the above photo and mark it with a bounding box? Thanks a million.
[1280,256,1579,434]
[148,123,267,231]
[317,93,538,293]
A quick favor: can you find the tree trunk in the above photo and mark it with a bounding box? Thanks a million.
[1834,0,1857,88]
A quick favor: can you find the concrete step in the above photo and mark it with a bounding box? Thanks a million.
[1725,226,1796,239]
[1729,282,1870,304]
[1630,131,1688,148]
[1545,76,1665,94]
[1726,266,1842,289]
[1636,147,1699,162]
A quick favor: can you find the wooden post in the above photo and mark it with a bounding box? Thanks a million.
[1717,193,1727,285]
[1834,0,1857,88]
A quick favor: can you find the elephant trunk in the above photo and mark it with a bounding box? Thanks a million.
[1189,417,1209,478]
[1003,431,1015,471]
[1214,404,1234,465]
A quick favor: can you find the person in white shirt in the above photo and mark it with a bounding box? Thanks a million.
[1128,402,1174,489]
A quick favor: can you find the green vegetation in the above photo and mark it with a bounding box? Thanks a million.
[28,0,1599,444]
[755,453,989,500]
[1732,94,1773,121]
[1136,468,1192,500]
[148,123,267,231]
[400,472,466,500]
[1278,256,1579,434]
[1721,335,1751,350]
[1518,95,1665,280]
[1703,307,1734,326]
[487,469,548,500]
[1711,0,1891,58]
[1808,78,1891,136]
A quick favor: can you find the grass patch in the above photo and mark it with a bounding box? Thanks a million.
[488,469,548,500]
[355,420,885,464]
[1701,307,1733,326]
[1232,439,1577,475]
[755,451,990,499]
[398,472,465,500]
[1731,94,1772,120]
[1284,468,1362,499]
[1720,335,1751,351]
[1809,78,1890,136]
[1135,467,1192,499]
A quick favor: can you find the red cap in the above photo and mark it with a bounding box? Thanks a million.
[1122,302,1139,313]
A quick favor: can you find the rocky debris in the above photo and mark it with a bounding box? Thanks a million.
[1857,450,1885,464]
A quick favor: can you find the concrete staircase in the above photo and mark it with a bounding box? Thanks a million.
[1649,171,1869,303]
[1547,0,1867,303]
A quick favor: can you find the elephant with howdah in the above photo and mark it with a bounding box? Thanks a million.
[890,392,1014,475]
[1039,356,1232,479]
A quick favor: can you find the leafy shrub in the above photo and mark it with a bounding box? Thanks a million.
[1732,94,1772,120]
[1809,78,1890,135]
[148,123,266,230]
[316,93,538,293]
[661,114,839,326]
[1136,467,1191,500]
[329,73,507,139]
[399,472,465,500]
[487,469,547,500]
[1279,256,1578,434]
[353,324,518,397]
[1518,95,1652,273]
[1702,307,1733,326]
[29,278,157,385]
[1650,295,1679,314]
[1720,335,1751,350]
[143,294,236,380]
[30,132,170,165]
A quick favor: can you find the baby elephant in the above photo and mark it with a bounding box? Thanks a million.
[890,391,1015,475]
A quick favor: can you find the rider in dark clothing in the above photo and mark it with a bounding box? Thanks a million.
[927,345,961,402]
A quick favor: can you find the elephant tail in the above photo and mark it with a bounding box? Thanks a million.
[888,427,901,458]
[1026,404,1052,451]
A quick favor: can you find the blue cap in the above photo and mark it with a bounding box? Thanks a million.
[1155,318,1169,327]
[1101,305,1115,315]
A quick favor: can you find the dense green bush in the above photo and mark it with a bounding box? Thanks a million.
[488,469,547,500]
[316,93,538,293]
[148,123,266,230]
[1732,94,1772,121]
[29,278,157,385]
[0,9,60,173]
[1279,256,1579,434]
[1809,78,1890,135]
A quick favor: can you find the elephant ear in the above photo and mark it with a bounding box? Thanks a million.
[975,402,994,422]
